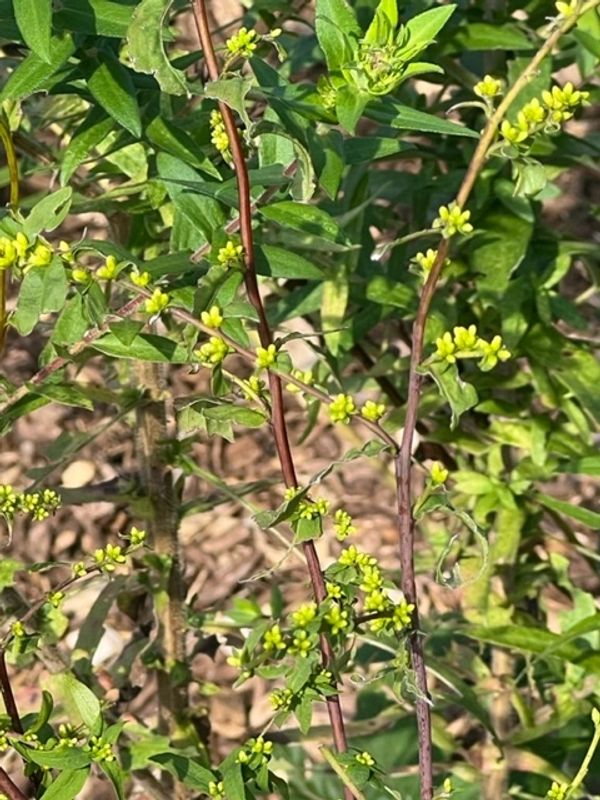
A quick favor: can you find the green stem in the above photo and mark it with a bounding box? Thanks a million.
[565,713,600,798]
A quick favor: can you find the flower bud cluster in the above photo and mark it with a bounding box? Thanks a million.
[433,325,511,371]
[0,485,61,522]
[210,110,230,157]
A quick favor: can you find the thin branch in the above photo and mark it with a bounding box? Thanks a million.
[395,5,599,799]
[0,650,23,734]
[0,769,27,800]
[191,2,353,796]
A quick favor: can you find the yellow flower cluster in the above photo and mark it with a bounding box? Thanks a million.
[196,336,230,366]
[226,26,258,58]
[210,109,230,156]
[0,232,53,272]
[434,325,511,371]
[329,393,357,424]
[500,82,589,145]
[433,203,473,239]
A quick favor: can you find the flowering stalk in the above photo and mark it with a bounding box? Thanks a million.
[395,3,600,799]
[191,2,353,796]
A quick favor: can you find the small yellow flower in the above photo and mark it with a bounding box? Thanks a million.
[14,232,29,261]
[291,602,317,627]
[59,240,75,264]
[72,267,91,284]
[473,75,502,99]
[210,110,230,155]
[392,600,415,631]
[226,26,258,58]
[130,266,151,287]
[286,368,313,394]
[11,621,25,638]
[500,119,529,145]
[97,255,119,281]
[477,334,511,371]
[329,393,356,424]
[434,332,456,363]
[196,336,230,366]
[0,238,17,269]
[144,288,170,315]
[360,400,386,422]
[546,782,567,800]
[355,751,375,767]
[217,239,244,267]
[334,508,356,541]
[28,242,53,268]
[452,324,478,351]
[430,462,449,485]
[263,624,286,652]
[555,0,578,16]
[433,202,473,238]
[201,305,224,329]
[256,343,277,368]
[413,248,438,274]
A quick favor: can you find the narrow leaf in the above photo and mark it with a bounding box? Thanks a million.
[13,0,52,62]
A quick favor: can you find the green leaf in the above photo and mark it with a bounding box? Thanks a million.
[0,559,22,590]
[255,246,325,280]
[451,471,495,495]
[109,319,146,347]
[288,655,314,693]
[426,361,478,429]
[97,759,125,800]
[366,276,417,312]
[146,116,220,178]
[368,99,478,138]
[364,0,398,46]
[321,267,348,356]
[87,52,142,138]
[558,457,600,477]
[403,5,456,56]
[203,77,253,129]
[470,212,532,295]
[23,187,73,238]
[13,0,52,62]
[536,494,600,530]
[92,333,191,363]
[335,86,370,133]
[203,405,268,429]
[294,693,314,735]
[127,0,187,96]
[222,761,246,800]
[15,744,92,770]
[32,383,94,411]
[260,201,345,244]
[446,22,532,52]
[47,672,102,733]
[60,108,114,185]
[0,34,75,102]
[464,624,600,675]
[315,0,360,72]
[147,751,214,790]
[13,257,68,336]
[55,0,137,37]
[39,768,90,800]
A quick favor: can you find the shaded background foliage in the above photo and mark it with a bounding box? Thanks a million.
[0,0,599,799]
